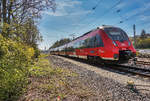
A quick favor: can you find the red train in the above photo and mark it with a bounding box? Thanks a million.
[50,25,136,63]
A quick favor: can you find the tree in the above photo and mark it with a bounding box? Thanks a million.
[0,0,56,35]
[50,38,72,48]
[21,18,42,47]
[140,29,147,39]
[0,0,56,24]
[0,0,56,48]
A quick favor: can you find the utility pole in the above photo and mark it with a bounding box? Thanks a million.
[133,24,136,48]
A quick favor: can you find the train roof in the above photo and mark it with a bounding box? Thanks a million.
[98,25,120,29]
[73,25,119,41]
[72,29,97,41]
[50,25,119,50]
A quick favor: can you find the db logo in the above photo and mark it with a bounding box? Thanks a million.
[99,49,104,53]
[121,43,126,46]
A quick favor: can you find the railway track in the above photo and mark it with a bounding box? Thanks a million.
[57,55,150,78]
[129,58,150,65]
[70,57,150,78]
[136,61,150,65]
[109,64,150,78]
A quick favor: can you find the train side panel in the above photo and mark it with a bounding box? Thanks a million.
[50,26,136,63]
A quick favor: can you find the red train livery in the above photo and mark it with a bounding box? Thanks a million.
[50,25,136,63]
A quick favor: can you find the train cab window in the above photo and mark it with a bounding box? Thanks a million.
[104,28,129,42]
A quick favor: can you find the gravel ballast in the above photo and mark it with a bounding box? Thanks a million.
[48,55,150,101]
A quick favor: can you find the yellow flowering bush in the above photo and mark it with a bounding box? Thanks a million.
[0,34,35,101]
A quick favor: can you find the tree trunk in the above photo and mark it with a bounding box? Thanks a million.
[0,1,1,23]
[8,1,13,24]
[2,0,7,23]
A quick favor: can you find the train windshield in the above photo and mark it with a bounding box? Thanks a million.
[104,28,129,42]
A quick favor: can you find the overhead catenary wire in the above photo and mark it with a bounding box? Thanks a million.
[93,0,122,25]
[42,0,103,39]
[51,1,150,41]
[77,0,122,33]
[72,0,103,33]
[115,11,150,34]
[51,0,122,38]
[81,0,103,21]
[117,9,149,24]
[92,0,102,10]
[112,1,150,33]
[70,0,102,28]
[115,9,125,23]
[74,0,150,39]
[45,0,104,43]
[136,21,150,27]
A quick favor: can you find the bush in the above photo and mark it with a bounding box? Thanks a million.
[136,38,150,49]
[0,34,34,101]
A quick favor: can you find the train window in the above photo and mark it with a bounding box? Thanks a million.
[79,41,81,49]
[80,40,85,49]
[73,41,78,49]
[62,47,65,52]
[84,38,90,48]
[82,39,87,48]
[77,41,80,49]
[104,28,129,42]
[74,41,80,49]
[96,34,104,47]
[88,38,92,48]
[73,42,76,49]
[93,37,97,48]
[89,36,96,48]
[68,43,74,51]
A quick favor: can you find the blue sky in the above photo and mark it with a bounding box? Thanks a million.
[38,0,150,50]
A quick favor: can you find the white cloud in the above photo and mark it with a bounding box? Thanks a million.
[43,10,67,16]
[57,0,82,9]
[115,2,127,9]
[43,9,92,17]
[69,10,92,16]
[43,0,91,17]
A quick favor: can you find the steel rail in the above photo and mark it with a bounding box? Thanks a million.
[136,61,150,65]
[55,55,150,78]
[109,64,150,77]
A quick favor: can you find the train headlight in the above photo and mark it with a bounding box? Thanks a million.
[113,41,117,46]
[128,41,131,46]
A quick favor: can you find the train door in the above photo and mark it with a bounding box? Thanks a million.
[87,34,104,57]
[88,36,97,56]
[95,34,104,57]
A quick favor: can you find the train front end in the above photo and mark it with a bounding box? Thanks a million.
[102,26,136,63]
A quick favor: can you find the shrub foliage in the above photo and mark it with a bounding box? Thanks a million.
[0,34,34,100]
[0,0,56,100]
[136,38,150,49]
